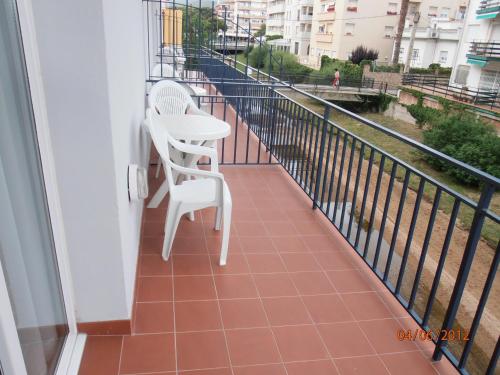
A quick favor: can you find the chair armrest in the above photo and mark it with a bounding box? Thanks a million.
[170,160,224,182]
[168,136,219,172]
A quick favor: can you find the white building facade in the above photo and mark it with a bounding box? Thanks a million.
[450,0,500,90]
[397,19,464,68]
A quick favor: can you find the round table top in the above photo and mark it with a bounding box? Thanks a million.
[158,114,231,141]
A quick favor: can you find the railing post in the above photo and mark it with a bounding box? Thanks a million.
[312,106,331,209]
[268,45,273,83]
[432,183,495,361]
[235,15,239,69]
[210,1,214,57]
[279,55,284,82]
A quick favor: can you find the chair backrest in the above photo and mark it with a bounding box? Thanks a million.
[152,63,179,79]
[146,108,176,190]
[149,80,193,115]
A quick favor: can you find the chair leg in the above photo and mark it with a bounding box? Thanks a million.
[147,181,169,209]
[219,201,232,266]
[155,156,162,178]
[162,201,181,261]
[214,207,222,230]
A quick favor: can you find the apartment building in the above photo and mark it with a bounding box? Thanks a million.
[267,0,286,35]
[216,0,267,38]
[308,0,403,67]
[450,0,500,90]
[396,0,468,68]
[286,0,315,63]
[398,20,463,68]
[267,0,314,62]
[405,0,468,27]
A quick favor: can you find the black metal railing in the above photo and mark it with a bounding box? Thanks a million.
[143,2,500,374]
[469,41,500,58]
[402,73,500,110]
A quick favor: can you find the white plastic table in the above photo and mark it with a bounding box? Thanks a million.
[147,114,230,209]
[162,114,230,141]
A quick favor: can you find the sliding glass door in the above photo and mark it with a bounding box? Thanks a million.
[0,0,70,373]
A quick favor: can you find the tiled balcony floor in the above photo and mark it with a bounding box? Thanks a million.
[79,161,458,374]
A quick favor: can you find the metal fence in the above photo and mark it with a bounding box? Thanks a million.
[402,74,500,110]
[143,2,500,374]
[192,53,500,375]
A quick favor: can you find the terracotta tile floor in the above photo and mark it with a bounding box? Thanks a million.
[78,91,458,375]
[79,164,458,375]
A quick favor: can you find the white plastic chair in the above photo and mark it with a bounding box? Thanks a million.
[149,79,207,117]
[152,63,208,98]
[146,108,232,265]
[148,80,214,180]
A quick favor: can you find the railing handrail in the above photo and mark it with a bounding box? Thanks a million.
[205,49,500,187]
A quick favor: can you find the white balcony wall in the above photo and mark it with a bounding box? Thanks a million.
[31,0,146,323]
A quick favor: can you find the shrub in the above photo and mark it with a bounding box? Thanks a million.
[422,114,500,185]
[248,44,269,68]
[373,64,403,73]
[407,105,443,127]
[349,45,379,65]
[263,49,312,82]
[313,58,363,84]
[320,55,337,69]
[409,65,452,76]
[243,45,254,57]
[266,35,283,41]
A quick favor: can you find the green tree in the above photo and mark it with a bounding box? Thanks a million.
[422,114,500,185]
[184,7,226,46]
[255,24,266,37]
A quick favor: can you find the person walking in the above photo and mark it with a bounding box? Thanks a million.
[333,69,340,89]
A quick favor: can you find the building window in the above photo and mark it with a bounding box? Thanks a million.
[428,6,438,17]
[347,0,358,12]
[294,42,299,54]
[479,70,500,90]
[408,3,418,16]
[457,6,467,20]
[398,48,405,63]
[319,24,325,33]
[454,65,470,85]
[440,7,450,18]
[411,49,420,64]
[387,2,398,15]
[439,51,448,64]
[384,26,394,38]
[345,22,355,36]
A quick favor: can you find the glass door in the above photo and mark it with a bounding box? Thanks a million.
[0,0,70,374]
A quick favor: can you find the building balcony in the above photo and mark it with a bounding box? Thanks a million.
[267,18,285,27]
[76,5,500,375]
[79,79,463,375]
[476,0,500,19]
[299,14,313,22]
[268,3,286,14]
[298,30,312,38]
[317,11,335,21]
[467,41,500,66]
[316,32,334,43]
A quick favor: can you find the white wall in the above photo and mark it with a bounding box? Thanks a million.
[102,0,147,314]
[31,0,146,323]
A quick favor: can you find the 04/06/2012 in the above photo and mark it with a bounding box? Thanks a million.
[397,328,470,342]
